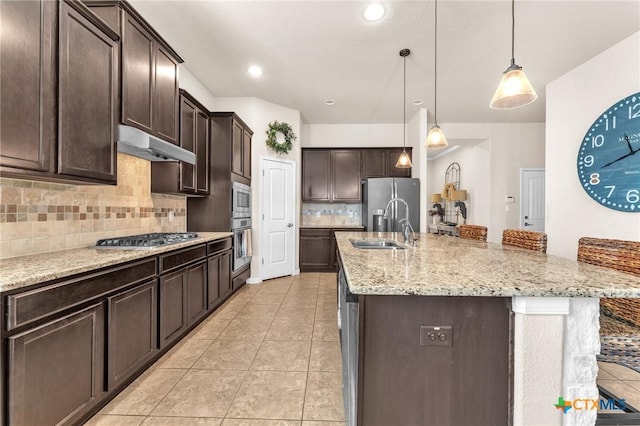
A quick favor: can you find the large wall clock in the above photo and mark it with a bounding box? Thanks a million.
[577,92,640,212]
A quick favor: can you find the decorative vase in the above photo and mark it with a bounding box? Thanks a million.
[433,215,441,225]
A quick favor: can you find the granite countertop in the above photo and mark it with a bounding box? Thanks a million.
[335,231,640,298]
[0,232,233,292]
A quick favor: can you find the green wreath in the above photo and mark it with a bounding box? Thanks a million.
[265,121,296,154]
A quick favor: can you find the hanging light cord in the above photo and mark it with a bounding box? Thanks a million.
[403,54,406,148]
[511,0,515,64]
[434,0,438,125]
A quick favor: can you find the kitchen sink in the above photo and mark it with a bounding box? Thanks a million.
[350,239,406,250]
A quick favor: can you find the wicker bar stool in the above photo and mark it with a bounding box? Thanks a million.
[501,229,547,253]
[459,224,488,242]
[577,237,640,329]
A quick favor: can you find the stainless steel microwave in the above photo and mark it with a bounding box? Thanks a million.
[232,182,251,219]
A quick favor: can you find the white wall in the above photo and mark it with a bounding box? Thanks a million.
[302,124,404,148]
[214,97,302,283]
[179,65,303,282]
[546,31,640,260]
[427,123,545,243]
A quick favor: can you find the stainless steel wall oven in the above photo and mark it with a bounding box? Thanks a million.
[232,217,252,271]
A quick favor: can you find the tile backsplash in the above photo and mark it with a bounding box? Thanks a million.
[0,153,186,259]
[301,203,362,227]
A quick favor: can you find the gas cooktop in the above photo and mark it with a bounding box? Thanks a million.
[95,232,199,249]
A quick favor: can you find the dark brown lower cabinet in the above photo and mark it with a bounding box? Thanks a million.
[159,269,187,349]
[300,229,332,272]
[208,249,232,309]
[160,258,208,349]
[186,261,207,325]
[107,280,158,390]
[300,228,363,272]
[8,303,104,426]
[2,239,244,425]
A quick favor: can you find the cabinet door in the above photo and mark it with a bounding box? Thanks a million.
[107,280,158,390]
[186,261,207,326]
[195,109,210,194]
[207,254,221,310]
[159,269,187,349]
[332,150,362,202]
[179,96,196,193]
[387,148,412,178]
[302,150,331,201]
[58,1,118,183]
[362,149,386,178]
[0,0,55,174]
[220,250,232,299]
[121,11,154,133]
[8,303,104,426]
[153,45,179,144]
[243,128,252,180]
[300,230,332,272]
[232,120,243,176]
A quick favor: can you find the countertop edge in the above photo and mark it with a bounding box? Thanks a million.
[0,232,234,292]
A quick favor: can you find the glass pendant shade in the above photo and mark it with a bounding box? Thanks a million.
[490,64,537,110]
[425,124,448,149]
[395,149,412,168]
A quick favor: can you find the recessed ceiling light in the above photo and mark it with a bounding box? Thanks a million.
[364,3,385,21]
[324,100,335,106]
[413,100,424,106]
[248,65,263,77]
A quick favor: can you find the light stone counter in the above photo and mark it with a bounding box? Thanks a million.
[0,232,233,292]
[336,231,640,298]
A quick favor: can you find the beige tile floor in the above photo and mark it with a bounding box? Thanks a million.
[597,361,640,411]
[85,273,345,426]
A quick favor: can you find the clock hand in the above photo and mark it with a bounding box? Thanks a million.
[602,147,640,168]
[625,134,633,153]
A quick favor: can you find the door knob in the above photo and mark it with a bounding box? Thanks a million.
[287,223,293,228]
[524,215,529,219]
[524,222,532,227]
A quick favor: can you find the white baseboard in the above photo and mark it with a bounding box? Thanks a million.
[293,269,300,276]
[246,276,262,285]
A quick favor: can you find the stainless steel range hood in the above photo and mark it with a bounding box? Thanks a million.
[117,125,195,165]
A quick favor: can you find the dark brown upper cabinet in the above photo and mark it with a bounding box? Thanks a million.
[332,150,362,201]
[151,90,210,196]
[229,116,252,182]
[362,148,412,178]
[0,0,119,185]
[302,149,362,202]
[85,0,183,145]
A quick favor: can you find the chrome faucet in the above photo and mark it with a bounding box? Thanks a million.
[383,198,416,244]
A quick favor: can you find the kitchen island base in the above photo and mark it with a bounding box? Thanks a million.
[339,270,512,426]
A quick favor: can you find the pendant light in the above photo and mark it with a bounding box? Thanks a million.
[489,0,537,109]
[425,0,448,149]
[395,48,413,169]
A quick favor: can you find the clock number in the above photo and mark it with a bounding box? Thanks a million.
[605,116,616,130]
[583,155,595,167]
[589,173,600,185]
[604,185,615,198]
[630,103,640,120]
[591,135,604,148]
[627,190,640,204]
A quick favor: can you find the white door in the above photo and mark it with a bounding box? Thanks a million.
[261,158,295,280]
[520,168,545,232]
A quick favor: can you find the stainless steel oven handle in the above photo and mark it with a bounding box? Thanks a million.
[244,228,253,257]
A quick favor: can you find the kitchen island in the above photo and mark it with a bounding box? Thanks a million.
[335,231,640,426]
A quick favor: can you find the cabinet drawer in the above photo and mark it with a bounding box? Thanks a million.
[6,258,157,331]
[207,238,232,256]
[300,228,331,237]
[232,268,250,291]
[159,244,206,274]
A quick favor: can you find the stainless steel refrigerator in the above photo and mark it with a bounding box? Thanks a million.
[362,178,420,232]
